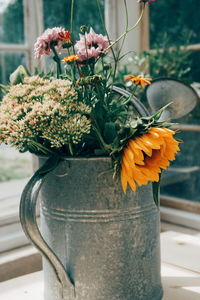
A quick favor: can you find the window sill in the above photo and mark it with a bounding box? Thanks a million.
[161,206,200,230]
[0,224,200,300]
[0,245,41,282]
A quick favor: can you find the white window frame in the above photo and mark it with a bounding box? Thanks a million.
[0,0,44,253]
[105,0,149,62]
[0,0,43,72]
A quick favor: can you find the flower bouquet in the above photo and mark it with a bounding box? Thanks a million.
[0,0,179,200]
[0,1,179,299]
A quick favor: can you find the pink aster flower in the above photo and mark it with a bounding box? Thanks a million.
[75,28,109,62]
[34,27,71,59]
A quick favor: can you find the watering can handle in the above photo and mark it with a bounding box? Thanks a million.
[19,156,74,296]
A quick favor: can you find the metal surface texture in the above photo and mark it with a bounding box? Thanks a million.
[20,157,163,300]
[146,78,198,120]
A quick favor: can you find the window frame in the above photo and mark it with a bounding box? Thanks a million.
[0,0,44,253]
[0,0,44,72]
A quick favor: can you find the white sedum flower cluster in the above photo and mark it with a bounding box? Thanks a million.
[0,76,91,152]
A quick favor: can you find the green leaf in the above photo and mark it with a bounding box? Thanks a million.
[94,149,107,156]
[153,103,172,121]
[9,65,29,84]
[103,122,117,144]
[152,174,161,207]
[28,140,56,156]
[38,156,61,175]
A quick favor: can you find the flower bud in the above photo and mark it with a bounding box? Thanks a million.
[80,25,88,34]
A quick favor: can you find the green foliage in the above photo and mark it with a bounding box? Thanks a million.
[43,0,105,37]
[9,65,30,84]
[150,0,200,47]
[134,43,193,84]
[150,0,200,82]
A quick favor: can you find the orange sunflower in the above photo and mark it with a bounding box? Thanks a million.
[62,54,78,63]
[125,74,152,88]
[121,127,180,193]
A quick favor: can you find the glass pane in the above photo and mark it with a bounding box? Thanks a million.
[0,0,24,44]
[43,0,105,36]
[161,130,200,202]
[149,0,200,83]
[0,145,32,182]
[0,52,26,84]
[150,0,200,47]
[150,1,200,203]
[0,52,26,95]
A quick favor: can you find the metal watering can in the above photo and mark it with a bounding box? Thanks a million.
[20,88,163,300]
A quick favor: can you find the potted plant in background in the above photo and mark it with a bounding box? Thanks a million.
[0,1,180,299]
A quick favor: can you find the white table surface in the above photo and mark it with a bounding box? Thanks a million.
[1,231,200,300]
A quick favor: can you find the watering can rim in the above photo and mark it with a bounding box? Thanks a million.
[146,77,199,99]
[36,155,112,162]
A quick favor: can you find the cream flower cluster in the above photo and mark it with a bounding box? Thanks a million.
[0,76,91,152]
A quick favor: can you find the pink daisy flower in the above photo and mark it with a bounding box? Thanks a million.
[34,27,70,59]
[75,28,109,62]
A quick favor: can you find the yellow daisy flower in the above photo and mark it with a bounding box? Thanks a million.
[121,127,180,193]
[62,54,78,63]
[125,74,152,88]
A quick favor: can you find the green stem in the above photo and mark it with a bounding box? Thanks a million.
[90,112,111,152]
[71,45,82,77]
[69,143,74,156]
[51,46,62,78]
[93,125,111,153]
[95,0,118,79]
[70,0,75,33]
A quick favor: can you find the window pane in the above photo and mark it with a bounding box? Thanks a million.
[149,0,200,82]
[0,52,26,84]
[0,52,26,100]
[150,0,200,47]
[43,0,105,36]
[0,145,32,182]
[161,130,200,202]
[150,1,200,204]
[0,0,24,44]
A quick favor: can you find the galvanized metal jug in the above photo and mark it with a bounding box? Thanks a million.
[20,156,163,300]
